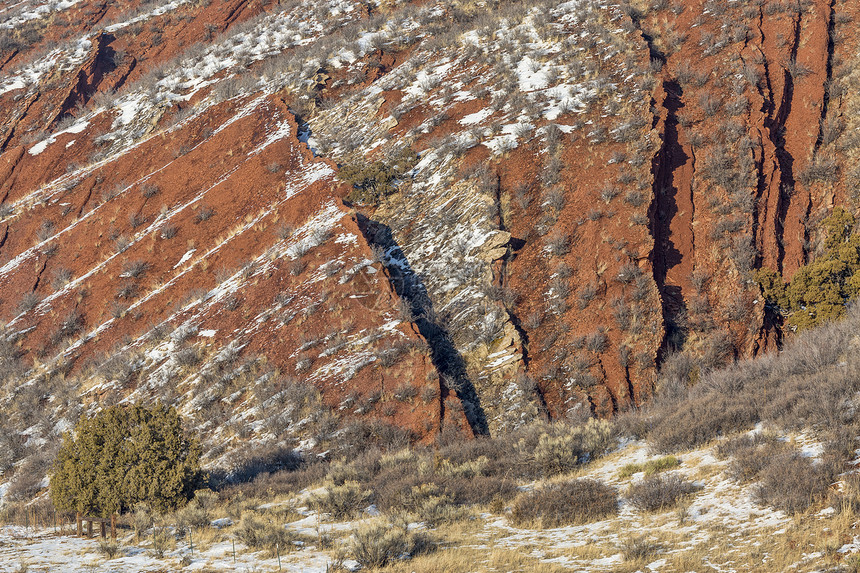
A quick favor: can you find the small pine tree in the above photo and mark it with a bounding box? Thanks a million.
[50,403,202,516]
[756,207,860,330]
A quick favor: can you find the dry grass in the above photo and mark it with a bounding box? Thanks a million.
[618,455,681,478]
[378,546,570,573]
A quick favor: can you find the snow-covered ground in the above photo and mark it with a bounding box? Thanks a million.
[3,434,856,572]
[0,524,332,573]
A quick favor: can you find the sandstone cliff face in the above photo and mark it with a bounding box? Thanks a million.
[634,0,859,360]
[0,0,857,473]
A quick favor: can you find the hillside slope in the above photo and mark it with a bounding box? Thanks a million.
[0,0,858,484]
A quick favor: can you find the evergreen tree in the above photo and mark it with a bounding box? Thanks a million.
[756,207,860,331]
[50,403,202,516]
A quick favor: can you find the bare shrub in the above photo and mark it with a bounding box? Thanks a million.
[699,92,722,116]
[114,235,131,253]
[51,310,84,345]
[128,212,146,229]
[717,433,783,481]
[5,452,51,501]
[586,330,608,353]
[626,474,699,512]
[754,451,830,514]
[311,481,371,520]
[36,220,55,242]
[625,190,645,207]
[123,260,149,279]
[616,263,642,284]
[545,231,570,257]
[98,539,121,559]
[393,383,418,402]
[195,206,215,223]
[140,184,160,198]
[798,157,839,186]
[151,525,176,559]
[52,268,72,290]
[160,225,178,239]
[115,282,138,300]
[577,282,598,309]
[235,512,296,557]
[532,418,614,474]
[542,187,566,212]
[619,535,662,561]
[351,520,432,568]
[17,293,41,314]
[719,434,832,514]
[132,503,153,541]
[174,346,203,368]
[510,479,618,527]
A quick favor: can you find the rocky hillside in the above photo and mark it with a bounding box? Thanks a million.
[0,0,858,486]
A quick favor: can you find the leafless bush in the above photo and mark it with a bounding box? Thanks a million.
[785,58,812,79]
[312,481,371,520]
[510,479,618,527]
[616,263,642,284]
[619,535,662,561]
[699,93,722,118]
[195,206,215,223]
[625,190,646,207]
[351,520,432,568]
[545,231,570,257]
[128,212,147,229]
[36,220,55,242]
[631,213,649,226]
[543,186,566,212]
[115,282,138,300]
[235,512,297,557]
[175,346,203,368]
[585,330,608,353]
[627,474,698,512]
[160,225,178,239]
[140,184,160,198]
[754,450,831,514]
[51,310,84,345]
[600,185,620,203]
[123,260,149,279]
[798,157,839,186]
[52,268,72,290]
[577,282,598,309]
[6,452,52,501]
[393,383,418,402]
[114,235,131,253]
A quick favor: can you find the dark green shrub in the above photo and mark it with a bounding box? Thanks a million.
[50,403,202,516]
[756,207,860,331]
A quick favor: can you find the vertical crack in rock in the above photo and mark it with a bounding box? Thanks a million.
[648,78,692,358]
[354,213,490,437]
[813,0,837,154]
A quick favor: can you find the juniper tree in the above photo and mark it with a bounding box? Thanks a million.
[756,207,860,330]
[50,403,202,516]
